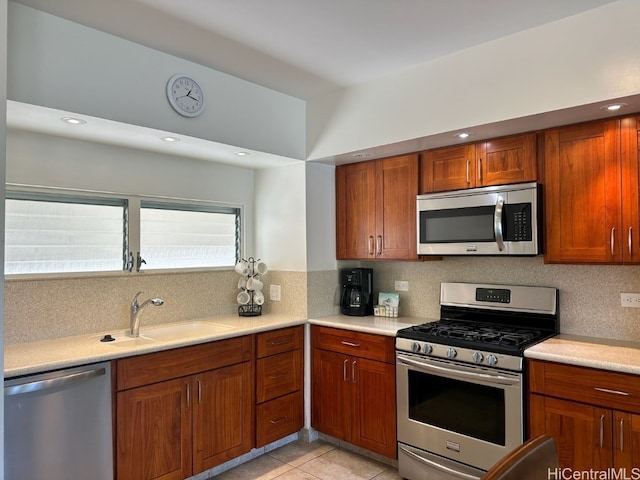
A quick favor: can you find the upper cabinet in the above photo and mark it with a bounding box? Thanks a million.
[544,117,640,264]
[420,133,537,193]
[336,154,418,260]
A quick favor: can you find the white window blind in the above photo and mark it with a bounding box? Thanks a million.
[140,202,239,269]
[5,196,127,274]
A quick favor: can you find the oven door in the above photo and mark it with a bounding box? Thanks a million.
[396,352,523,473]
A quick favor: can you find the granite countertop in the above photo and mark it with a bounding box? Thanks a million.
[5,313,428,378]
[525,334,640,375]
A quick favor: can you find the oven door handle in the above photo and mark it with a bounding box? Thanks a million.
[399,444,482,480]
[397,354,519,386]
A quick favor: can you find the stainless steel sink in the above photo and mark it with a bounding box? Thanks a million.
[142,321,233,341]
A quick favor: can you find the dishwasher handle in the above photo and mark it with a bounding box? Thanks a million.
[5,366,106,396]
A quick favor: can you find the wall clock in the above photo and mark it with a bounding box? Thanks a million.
[166,73,205,117]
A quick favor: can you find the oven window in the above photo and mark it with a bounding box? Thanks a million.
[407,370,506,445]
[420,206,495,243]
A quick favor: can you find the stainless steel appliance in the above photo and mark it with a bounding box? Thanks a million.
[396,282,558,479]
[4,361,113,480]
[340,267,373,316]
[417,182,541,256]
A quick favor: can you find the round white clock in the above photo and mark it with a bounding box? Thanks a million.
[166,74,205,117]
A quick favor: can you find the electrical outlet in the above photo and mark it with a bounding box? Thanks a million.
[395,280,409,292]
[621,293,640,307]
[270,284,281,302]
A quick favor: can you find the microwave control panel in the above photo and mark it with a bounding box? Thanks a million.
[503,203,532,241]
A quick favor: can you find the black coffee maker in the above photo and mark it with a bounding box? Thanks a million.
[340,268,373,316]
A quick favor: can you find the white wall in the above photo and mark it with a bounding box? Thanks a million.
[254,163,307,271]
[305,162,335,272]
[307,0,640,160]
[7,2,306,160]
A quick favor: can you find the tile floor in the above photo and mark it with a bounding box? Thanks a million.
[211,440,403,480]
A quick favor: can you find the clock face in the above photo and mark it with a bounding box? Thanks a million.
[167,74,205,117]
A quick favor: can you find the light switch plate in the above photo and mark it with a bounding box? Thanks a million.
[395,280,409,292]
[270,284,281,302]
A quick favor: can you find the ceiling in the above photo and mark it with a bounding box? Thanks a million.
[7,0,623,168]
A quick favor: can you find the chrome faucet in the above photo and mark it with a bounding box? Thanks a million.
[130,291,164,337]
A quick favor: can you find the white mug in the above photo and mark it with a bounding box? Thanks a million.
[236,290,250,305]
[234,261,249,276]
[255,262,268,276]
[254,290,265,305]
[237,277,247,289]
[246,277,263,291]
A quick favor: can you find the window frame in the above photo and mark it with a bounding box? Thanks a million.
[4,185,244,278]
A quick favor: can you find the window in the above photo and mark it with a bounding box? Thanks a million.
[5,189,241,275]
[140,201,239,269]
[5,193,127,274]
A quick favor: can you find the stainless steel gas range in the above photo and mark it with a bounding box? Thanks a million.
[395,282,558,479]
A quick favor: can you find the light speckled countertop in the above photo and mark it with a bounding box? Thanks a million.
[5,313,427,378]
[308,314,430,336]
[525,334,640,375]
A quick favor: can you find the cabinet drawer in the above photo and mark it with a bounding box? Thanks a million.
[117,335,254,391]
[256,349,302,403]
[311,326,395,363]
[256,391,303,447]
[257,326,304,358]
[528,360,640,414]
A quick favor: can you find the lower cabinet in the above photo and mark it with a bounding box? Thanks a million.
[115,336,254,479]
[528,359,640,470]
[311,326,397,459]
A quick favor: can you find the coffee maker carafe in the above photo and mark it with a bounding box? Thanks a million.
[340,268,373,316]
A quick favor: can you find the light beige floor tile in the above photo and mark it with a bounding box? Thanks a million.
[297,448,387,480]
[211,453,294,480]
[268,440,337,467]
[371,468,403,480]
[272,469,324,480]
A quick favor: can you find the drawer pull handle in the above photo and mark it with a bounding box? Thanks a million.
[340,341,360,348]
[594,387,630,396]
[270,415,288,424]
[270,371,289,379]
[269,339,289,346]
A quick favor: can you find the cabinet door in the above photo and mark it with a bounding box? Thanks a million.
[544,120,622,263]
[193,362,254,473]
[421,144,477,193]
[375,155,418,259]
[351,357,397,458]
[529,394,612,470]
[621,116,640,264]
[613,412,640,470]
[478,133,537,186]
[311,348,351,440]
[116,378,192,480]
[336,162,376,259]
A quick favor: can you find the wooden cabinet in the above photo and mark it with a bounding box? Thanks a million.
[115,336,254,479]
[420,133,537,193]
[255,326,304,447]
[528,359,640,470]
[336,154,418,260]
[311,326,397,458]
[544,117,640,264]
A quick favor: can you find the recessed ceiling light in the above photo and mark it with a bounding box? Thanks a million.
[455,132,471,139]
[61,116,86,125]
[601,103,627,112]
[161,136,180,142]
[236,151,250,156]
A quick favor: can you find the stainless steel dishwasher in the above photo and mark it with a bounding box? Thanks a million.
[4,361,113,480]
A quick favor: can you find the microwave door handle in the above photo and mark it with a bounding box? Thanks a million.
[494,195,505,251]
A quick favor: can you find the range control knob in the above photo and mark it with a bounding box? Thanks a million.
[472,352,484,364]
[446,347,457,359]
[487,354,498,366]
[422,343,433,355]
[411,342,421,353]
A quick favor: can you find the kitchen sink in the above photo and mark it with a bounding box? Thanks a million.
[142,321,233,341]
[105,335,159,347]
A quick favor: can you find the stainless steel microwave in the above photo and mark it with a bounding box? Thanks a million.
[417,182,541,256]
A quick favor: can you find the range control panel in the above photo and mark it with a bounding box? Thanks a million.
[476,288,511,303]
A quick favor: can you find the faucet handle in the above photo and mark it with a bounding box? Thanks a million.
[132,291,143,308]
